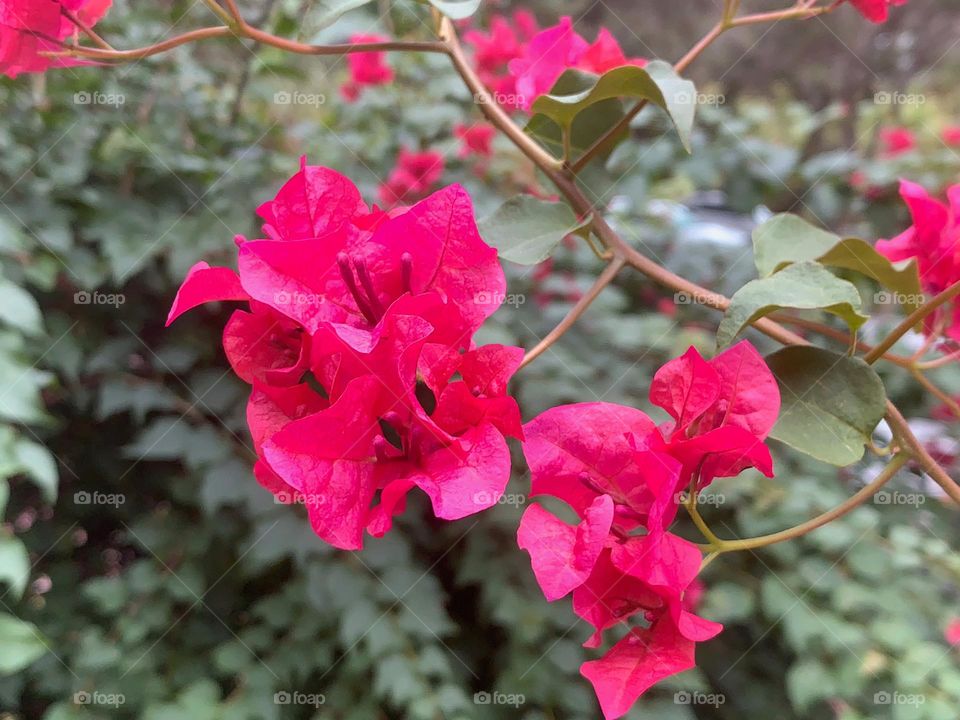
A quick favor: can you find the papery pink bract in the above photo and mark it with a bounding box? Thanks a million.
[508,17,647,110]
[454,122,496,159]
[518,344,776,717]
[340,33,393,101]
[848,0,907,23]
[876,180,960,341]
[379,148,446,206]
[1,0,112,77]
[167,161,522,549]
[517,494,614,601]
[879,126,916,157]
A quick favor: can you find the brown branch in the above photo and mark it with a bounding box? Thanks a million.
[520,257,626,369]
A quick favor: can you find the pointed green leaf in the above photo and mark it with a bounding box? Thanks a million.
[423,0,481,19]
[0,614,47,674]
[717,261,868,348]
[766,346,887,465]
[309,0,376,31]
[0,536,29,600]
[525,98,627,160]
[479,195,591,265]
[14,439,58,503]
[0,279,43,336]
[753,213,922,309]
[528,61,696,155]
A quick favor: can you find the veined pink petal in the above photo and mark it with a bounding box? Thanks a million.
[517,494,614,601]
[166,262,249,326]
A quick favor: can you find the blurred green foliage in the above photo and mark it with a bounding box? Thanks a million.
[1,2,960,719]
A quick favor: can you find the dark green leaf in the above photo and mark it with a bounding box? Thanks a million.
[529,61,696,153]
[0,614,47,674]
[766,346,887,465]
[0,535,29,600]
[753,213,922,309]
[309,0,376,31]
[717,261,868,348]
[423,0,481,19]
[479,195,591,265]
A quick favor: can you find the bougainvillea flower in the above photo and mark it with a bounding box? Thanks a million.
[454,122,496,159]
[463,9,539,108]
[945,619,960,645]
[379,148,446,206]
[340,33,393,102]
[508,17,646,110]
[263,366,520,549]
[520,396,730,717]
[521,402,681,531]
[517,345,776,717]
[876,180,960,340]
[879,126,916,157]
[517,494,614,601]
[943,126,960,147]
[580,618,696,720]
[168,161,521,548]
[650,342,780,489]
[847,0,907,23]
[1,0,112,77]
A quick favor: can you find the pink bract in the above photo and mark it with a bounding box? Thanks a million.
[1,0,112,77]
[508,17,647,111]
[167,160,522,549]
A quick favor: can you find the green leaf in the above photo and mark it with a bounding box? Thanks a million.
[0,535,29,600]
[0,613,47,674]
[0,278,43,336]
[525,98,627,160]
[717,261,868,348]
[309,0,376,31]
[479,195,591,265]
[766,346,887,465]
[423,0,481,20]
[14,438,58,502]
[753,213,922,309]
[786,659,838,711]
[0,479,7,518]
[528,61,696,154]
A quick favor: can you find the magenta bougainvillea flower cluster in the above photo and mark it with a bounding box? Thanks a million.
[877,180,960,342]
[518,343,779,718]
[167,161,523,551]
[1,0,110,76]
[168,163,784,716]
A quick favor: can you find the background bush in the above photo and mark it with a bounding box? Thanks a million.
[1,1,960,718]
